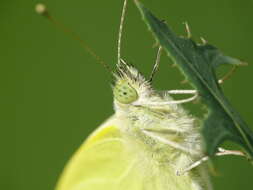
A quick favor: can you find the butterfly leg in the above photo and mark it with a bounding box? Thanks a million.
[162,89,198,105]
[136,89,199,106]
[167,89,197,95]
[176,147,246,176]
[141,129,199,155]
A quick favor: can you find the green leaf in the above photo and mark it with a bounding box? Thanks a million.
[135,0,253,158]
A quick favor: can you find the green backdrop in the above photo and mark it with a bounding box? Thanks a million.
[2,0,252,189]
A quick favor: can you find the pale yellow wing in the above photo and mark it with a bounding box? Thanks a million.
[55,116,145,190]
[55,115,209,190]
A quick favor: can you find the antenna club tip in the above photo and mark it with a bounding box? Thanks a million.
[35,3,47,15]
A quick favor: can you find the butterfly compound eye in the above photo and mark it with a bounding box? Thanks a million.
[113,81,138,104]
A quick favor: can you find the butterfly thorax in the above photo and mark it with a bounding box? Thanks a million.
[113,64,203,169]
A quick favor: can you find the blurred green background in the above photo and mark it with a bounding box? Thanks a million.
[2,0,252,189]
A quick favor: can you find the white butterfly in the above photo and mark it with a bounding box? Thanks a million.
[39,1,243,190]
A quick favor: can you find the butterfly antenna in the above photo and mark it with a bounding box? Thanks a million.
[117,0,128,66]
[149,46,162,82]
[35,3,111,72]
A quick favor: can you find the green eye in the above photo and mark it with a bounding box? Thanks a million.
[113,81,138,104]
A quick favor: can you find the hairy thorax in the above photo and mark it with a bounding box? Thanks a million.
[115,94,203,168]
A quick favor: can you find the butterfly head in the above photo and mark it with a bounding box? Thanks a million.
[113,80,138,104]
[113,60,152,106]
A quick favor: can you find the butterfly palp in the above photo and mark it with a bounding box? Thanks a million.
[113,80,138,104]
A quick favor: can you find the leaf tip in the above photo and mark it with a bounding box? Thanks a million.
[183,22,192,39]
[200,37,208,45]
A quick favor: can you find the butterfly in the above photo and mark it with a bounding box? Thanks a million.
[45,0,245,190]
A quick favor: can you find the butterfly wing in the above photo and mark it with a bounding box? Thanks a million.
[55,115,145,190]
[56,115,209,190]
